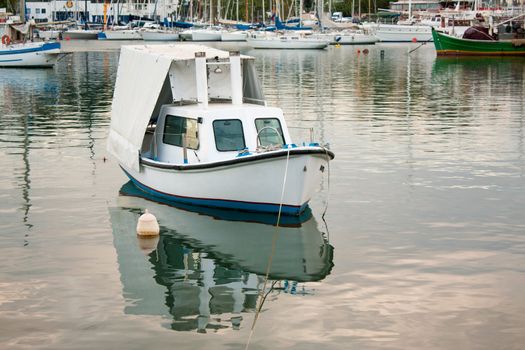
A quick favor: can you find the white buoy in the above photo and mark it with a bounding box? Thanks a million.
[136,209,160,236]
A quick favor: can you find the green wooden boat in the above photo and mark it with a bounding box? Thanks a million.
[432,28,525,56]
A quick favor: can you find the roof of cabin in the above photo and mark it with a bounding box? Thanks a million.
[161,103,280,114]
[122,44,254,61]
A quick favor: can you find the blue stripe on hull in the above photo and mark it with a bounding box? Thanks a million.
[0,42,61,56]
[0,59,23,62]
[122,168,307,216]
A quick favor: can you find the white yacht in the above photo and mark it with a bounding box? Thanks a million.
[107,44,334,215]
[247,31,330,49]
[370,23,433,42]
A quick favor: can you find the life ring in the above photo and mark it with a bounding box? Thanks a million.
[1,34,11,45]
[66,0,73,8]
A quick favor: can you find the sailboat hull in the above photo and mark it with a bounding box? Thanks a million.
[374,24,433,42]
[247,37,329,49]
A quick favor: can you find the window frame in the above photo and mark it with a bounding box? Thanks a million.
[212,119,246,152]
[162,114,199,150]
[254,117,285,146]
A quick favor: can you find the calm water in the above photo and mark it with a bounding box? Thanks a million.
[1,42,524,349]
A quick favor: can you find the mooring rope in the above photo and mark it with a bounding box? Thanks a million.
[409,42,427,54]
[321,147,332,241]
[244,147,291,350]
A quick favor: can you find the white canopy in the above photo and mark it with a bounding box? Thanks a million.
[107,44,259,172]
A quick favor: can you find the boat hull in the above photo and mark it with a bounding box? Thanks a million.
[247,38,329,49]
[191,30,222,41]
[375,24,433,42]
[335,33,378,45]
[432,28,525,56]
[141,31,180,41]
[0,42,61,67]
[100,30,142,40]
[63,30,99,40]
[38,30,61,40]
[220,31,247,41]
[121,149,331,215]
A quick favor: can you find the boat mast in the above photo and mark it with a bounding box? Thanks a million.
[84,0,88,29]
[19,0,26,22]
[299,0,302,26]
[262,0,264,24]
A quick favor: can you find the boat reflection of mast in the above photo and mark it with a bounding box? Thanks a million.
[21,114,33,246]
[85,52,96,168]
[406,51,414,190]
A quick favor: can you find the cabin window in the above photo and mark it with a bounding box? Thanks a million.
[255,118,284,146]
[163,115,199,149]
[213,119,246,151]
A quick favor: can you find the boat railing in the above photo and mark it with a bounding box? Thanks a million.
[255,126,283,151]
[288,126,315,144]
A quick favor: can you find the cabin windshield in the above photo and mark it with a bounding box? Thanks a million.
[255,118,285,146]
[213,119,246,151]
[163,115,199,149]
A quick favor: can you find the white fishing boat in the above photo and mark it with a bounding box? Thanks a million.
[1,21,61,68]
[141,29,180,41]
[372,23,433,42]
[334,30,378,45]
[220,30,247,41]
[99,29,142,40]
[246,32,330,49]
[0,41,61,67]
[107,44,334,215]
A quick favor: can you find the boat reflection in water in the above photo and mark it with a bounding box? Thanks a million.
[109,181,334,333]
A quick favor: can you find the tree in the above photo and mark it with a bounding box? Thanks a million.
[0,0,18,13]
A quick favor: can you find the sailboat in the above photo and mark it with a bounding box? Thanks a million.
[369,0,433,42]
[247,31,330,49]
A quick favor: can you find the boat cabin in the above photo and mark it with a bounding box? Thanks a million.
[141,103,291,164]
[108,44,292,171]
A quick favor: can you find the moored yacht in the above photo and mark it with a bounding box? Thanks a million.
[107,44,334,215]
[246,31,330,49]
[372,23,433,42]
